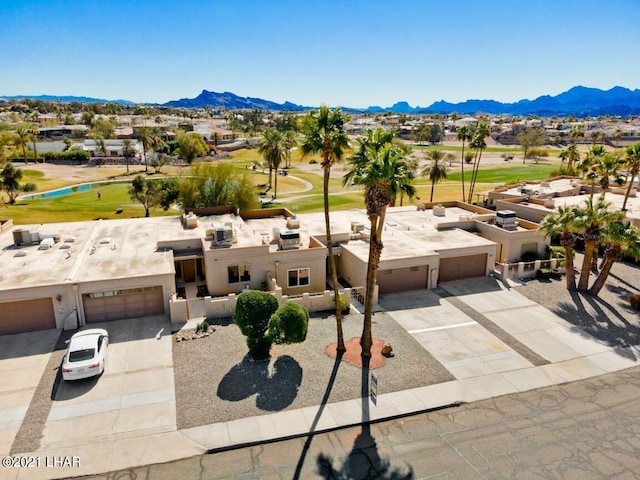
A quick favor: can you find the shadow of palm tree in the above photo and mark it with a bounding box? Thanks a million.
[315,356,414,479]
[553,291,640,359]
[217,354,302,411]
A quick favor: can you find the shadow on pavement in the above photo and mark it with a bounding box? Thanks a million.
[315,356,414,479]
[554,291,640,359]
[217,354,302,411]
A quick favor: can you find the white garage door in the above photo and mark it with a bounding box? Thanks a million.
[83,286,164,323]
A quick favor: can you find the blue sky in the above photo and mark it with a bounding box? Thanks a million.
[1,0,639,108]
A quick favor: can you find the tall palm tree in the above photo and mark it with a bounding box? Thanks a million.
[14,125,32,164]
[574,195,618,292]
[421,149,449,202]
[343,143,416,357]
[588,220,640,296]
[622,142,640,211]
[300,105,350,354]
[539,205,580,291]
[122,138,134,174]
[456,126,472,202]
[257,128,286,199]
[137,127,152,172]
[28,124,39,163]
[467,120,490,203]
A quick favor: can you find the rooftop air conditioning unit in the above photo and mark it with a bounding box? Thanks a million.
[13,229,32,246]
[279,229,300,250]
[286,216,300,229]
[496,210,517,230]
[351,221,365,234]
[211,223,233,246]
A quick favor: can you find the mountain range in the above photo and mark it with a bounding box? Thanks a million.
[2,86,640,116]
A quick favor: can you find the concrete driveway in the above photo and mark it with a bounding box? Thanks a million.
[3,316,203,479]
[40,316,176,448]
[0,330,59,456]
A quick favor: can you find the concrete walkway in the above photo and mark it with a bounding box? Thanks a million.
[7,278,640,479]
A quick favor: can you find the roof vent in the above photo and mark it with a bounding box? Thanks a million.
[14,250,27,257]
[99,237,111,244]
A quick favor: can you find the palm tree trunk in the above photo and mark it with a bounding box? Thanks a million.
[578,240,597,291]
[274,169,278,199]
[324,165,345,353]
[460,140,466,202]
[362,215,382,358]
[622,173,637,211]
[564,246,577,291]
[588,256,615,296]
[430,177,436,202]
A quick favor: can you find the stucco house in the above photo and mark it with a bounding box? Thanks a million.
[0,202,548,335]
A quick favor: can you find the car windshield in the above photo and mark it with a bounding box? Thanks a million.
[69,348,95,362]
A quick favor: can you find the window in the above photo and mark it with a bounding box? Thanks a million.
[228,264,251,284]
[288,268,310,288]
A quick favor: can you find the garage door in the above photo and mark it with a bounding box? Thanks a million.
[0,298,55,335]
[439,254,487,282]
[377,265,428,294]
[83,286,164,323]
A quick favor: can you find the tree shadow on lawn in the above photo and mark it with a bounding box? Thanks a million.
[217,354,302,411]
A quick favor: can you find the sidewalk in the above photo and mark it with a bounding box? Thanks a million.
[10,278,640,479]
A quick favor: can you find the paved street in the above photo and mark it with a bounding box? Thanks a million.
[83,365,640,479]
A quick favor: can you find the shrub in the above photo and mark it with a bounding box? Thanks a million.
[269,301,309,345]
[629,294,640,311]
[536,268,562,280]
[337,294,350,314]
[42,150,90,163]
[520,250,541,262]
[235,290,279,358]
[195,319,210,333]
[464,152,474,164]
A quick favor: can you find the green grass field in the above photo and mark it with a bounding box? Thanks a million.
[2,149,566,224]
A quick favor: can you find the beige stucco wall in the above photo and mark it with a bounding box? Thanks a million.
[473,222,548,263]
[204,243,327,296]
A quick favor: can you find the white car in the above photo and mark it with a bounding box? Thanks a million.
[62,329,109,381]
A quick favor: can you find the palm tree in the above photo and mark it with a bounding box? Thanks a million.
[257,128,286,199]
[622,142,640,211]
[456,126,472,202]
[467,120,490,203]
[580,145,606,200]
[569,124,585,145]
[539,206,580,291]
[122,138,134,174]
[300,105,350,354]
[588,220,640,296]
[14,125,32,164]
[559,143,580,174]
[28,124,39,163]
[137,127,152,172]
[344,143,416,357]
[421,149,449,202]
[574,196,619,292]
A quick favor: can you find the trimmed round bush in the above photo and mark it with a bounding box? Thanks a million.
[269,301,309,345]
[235,290,279,358]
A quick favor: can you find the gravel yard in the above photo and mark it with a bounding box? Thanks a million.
[173,255,640,431]
[514,255,640,349]
[173,312,455,430]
